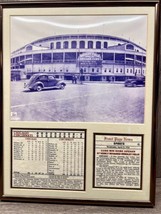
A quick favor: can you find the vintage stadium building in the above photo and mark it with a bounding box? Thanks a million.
[11,34,146,81]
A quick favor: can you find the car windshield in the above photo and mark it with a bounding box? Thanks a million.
[28,75,37,84]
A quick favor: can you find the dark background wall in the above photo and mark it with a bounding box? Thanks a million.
[156,66,161,178]
[156,10,161,177]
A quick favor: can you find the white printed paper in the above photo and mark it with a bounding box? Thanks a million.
[94,134,142,189]
[12,129,86,191]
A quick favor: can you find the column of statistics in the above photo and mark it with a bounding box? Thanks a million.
[12,129,86,191]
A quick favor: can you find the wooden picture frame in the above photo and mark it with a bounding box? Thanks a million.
[0,0,159,207]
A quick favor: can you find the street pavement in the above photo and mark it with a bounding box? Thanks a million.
[11,81,145,123]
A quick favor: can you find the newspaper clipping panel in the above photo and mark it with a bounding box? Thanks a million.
[12,129,86,191]
[94,134,143,189]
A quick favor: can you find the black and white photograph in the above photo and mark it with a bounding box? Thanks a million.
[10,15,147,123]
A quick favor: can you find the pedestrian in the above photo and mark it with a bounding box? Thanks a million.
[74,75,77,84]
[72,75,75,84]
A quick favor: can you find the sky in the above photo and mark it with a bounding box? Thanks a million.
[10,15,147,52]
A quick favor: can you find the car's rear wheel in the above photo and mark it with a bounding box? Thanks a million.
[132,83,136,87]
[58,83,65,90]
[35,85,43,92]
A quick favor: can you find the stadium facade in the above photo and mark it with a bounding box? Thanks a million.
[11,34,146,82]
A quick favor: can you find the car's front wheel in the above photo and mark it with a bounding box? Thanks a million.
[35,85,43,92]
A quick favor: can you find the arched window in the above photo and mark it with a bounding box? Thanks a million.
[50,42,54,49]
[126,44,134,50]
[26,45,32,51]
[71,41,77,49]
[104,42,108,48]
[80,41,85,49]
[96,41,101,49]
[56,42,61,49]
[88,41,93,49]
[63,41,68,49]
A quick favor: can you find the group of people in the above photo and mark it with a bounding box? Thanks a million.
[72,75,78,84]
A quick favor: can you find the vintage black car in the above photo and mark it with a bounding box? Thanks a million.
[124,77,145,87]
[24,74,66,92]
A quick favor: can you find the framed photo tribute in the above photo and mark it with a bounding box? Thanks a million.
[0,0,159,207]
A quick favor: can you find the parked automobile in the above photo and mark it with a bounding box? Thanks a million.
[24,74,66,92]
[124,77,145,87]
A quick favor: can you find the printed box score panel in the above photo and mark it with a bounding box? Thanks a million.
[94,134,143,189]
[12,129,86,191]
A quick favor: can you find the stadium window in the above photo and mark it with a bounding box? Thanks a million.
[115,53,125,62]
[33,54,41,63]
[97,68,99,72]
[25,54,32,64]
[13,58,16,63]
[96,41,101,49]
[104,42,108,48]
[66,69,68,72]
[88,41,93,49]
[126,54,134,61]
[50,42,54,49]
[84,68,86,72]
[126,44,134,50]
[136,55,142,63]
[42,53,51,62]
[20,55,25,61]
[63,41,68,49]
[109,69,111,72]
[26,45,32,51]
[65,52,76,62]
[143,56,146,63]
[71,41,77,49]
[56,42,61,49]
[130,69,133,73]
[53,53,63,62]
[80,41,85,49]
[120,69,122,73]
[92,68,94,72]
[127,69,129,73]
[104,69,107,73]
[116,68,118,72]
[26,54,32,59]
[103,53,114,60]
